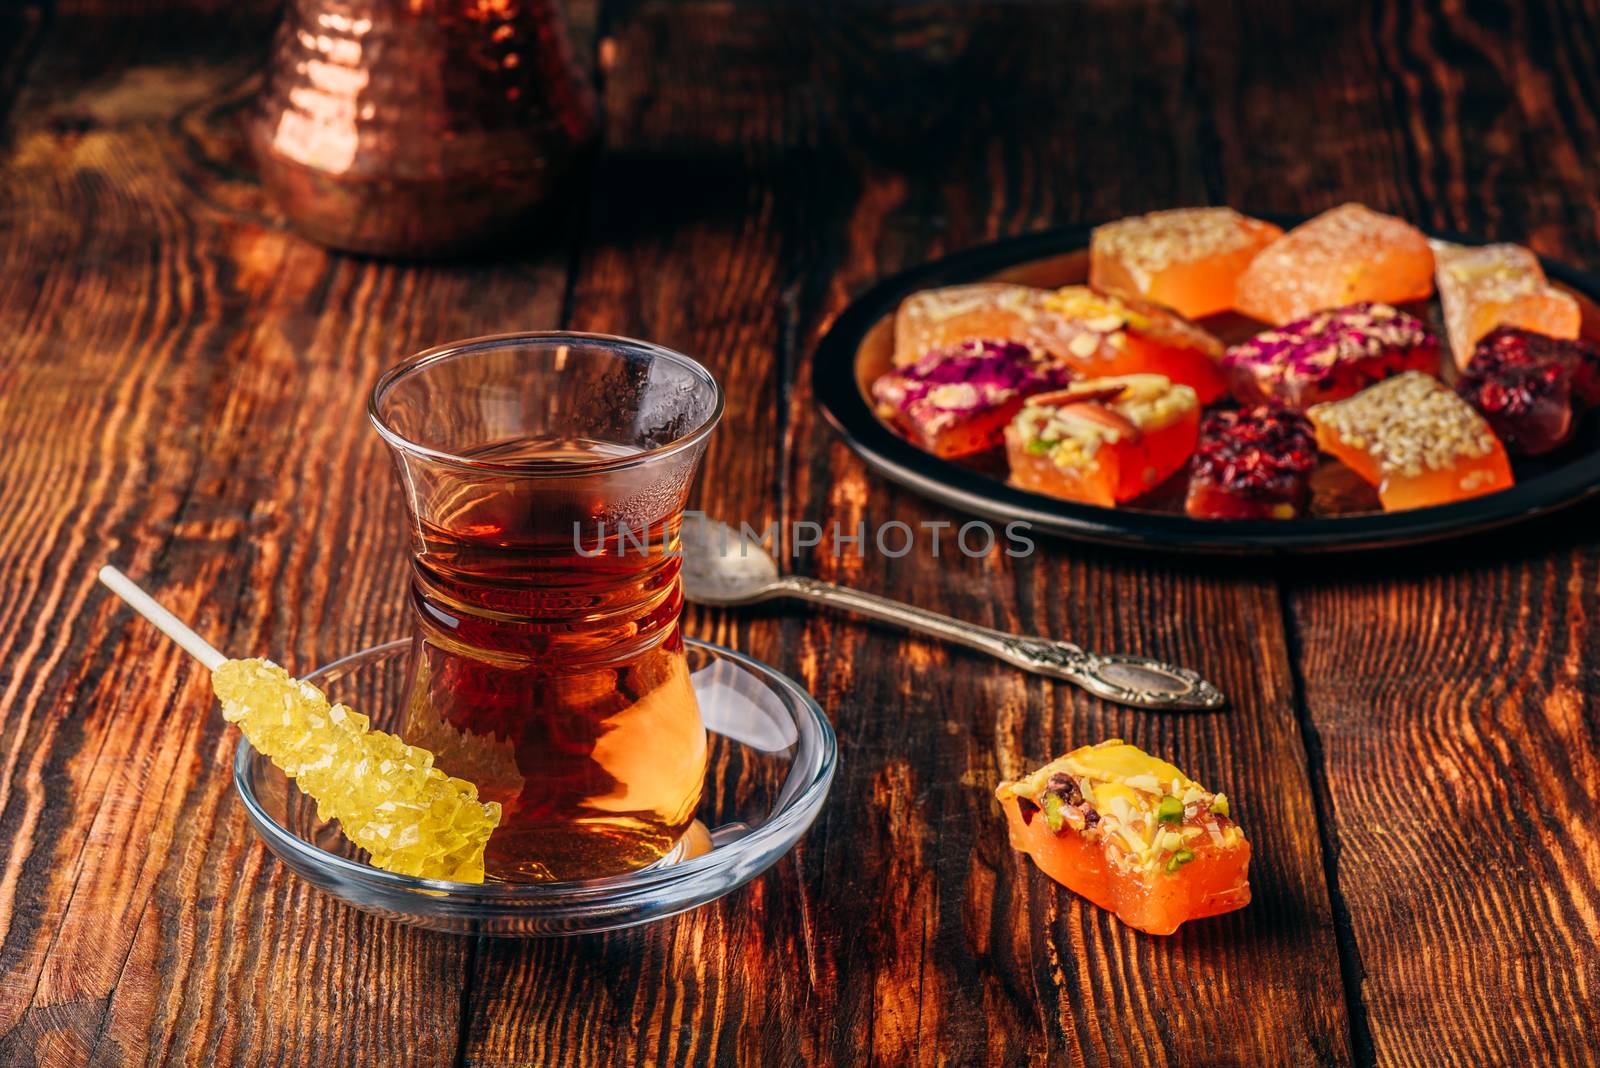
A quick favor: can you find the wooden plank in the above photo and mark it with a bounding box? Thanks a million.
[1250,1,1600,1063]
[0,6,579,1063]
[454,2,802,1063]
[779,6,1352,1065]
[1289,544,1600,1068]
[457,3,1350,1066]
[0,2,47,132]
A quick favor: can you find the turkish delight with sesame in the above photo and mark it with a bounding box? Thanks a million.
[1234,204,1434,325]
[1307,371,1512,511]
[1185,408,1318,520]
[1221,302,1439,411]
[1090,207,1283,319]
[1039,287,1227,403]
[1005,375,1200,507]
[1456,326,1600,456]
[871,339,1076,458]
[1432,241,1580,370]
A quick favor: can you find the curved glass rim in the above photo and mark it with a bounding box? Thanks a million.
[231,637,836,904]
[368,331,726,478]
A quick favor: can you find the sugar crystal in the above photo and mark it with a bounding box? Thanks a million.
[214,658,501,883]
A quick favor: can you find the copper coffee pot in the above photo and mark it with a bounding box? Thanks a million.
[248,0,598,257]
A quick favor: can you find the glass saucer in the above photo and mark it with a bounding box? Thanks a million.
[232,638,837,937]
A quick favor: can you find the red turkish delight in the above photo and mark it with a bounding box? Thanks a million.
[1185,408,1318,520]
[1456,326,1600,455]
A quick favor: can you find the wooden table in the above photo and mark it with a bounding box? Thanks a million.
[3,1,1599,1064]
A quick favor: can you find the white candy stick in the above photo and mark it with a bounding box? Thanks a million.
[97,565,226,671]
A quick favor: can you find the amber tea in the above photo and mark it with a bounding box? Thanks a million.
[371,335,722,883]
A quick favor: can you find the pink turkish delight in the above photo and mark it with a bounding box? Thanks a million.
[1222,302,1439,411]
[871,339,1075,457]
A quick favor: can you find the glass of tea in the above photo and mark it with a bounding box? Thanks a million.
[369,333,723,883]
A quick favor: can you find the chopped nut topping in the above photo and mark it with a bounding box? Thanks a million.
[1037,286,1223,367]
[995,740,1241,874]
[1042,287,1138,328]
[1067,333,1100,359]
[1013,374,1198,468]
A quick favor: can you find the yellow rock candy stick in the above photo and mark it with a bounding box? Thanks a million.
[213,658,500,882]
[98,567,500,883]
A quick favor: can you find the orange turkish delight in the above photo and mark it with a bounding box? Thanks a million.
[1090,207,1283,319]
[1004,375,1200,507]
[1039,287,1226,403]
[1234,203,1434,325]
[1432,240,1580,370]
[995,740,1251,936]
[1307,371,1513,511]
[893,284,1072,367]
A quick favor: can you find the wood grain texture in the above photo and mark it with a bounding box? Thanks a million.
[454,4,805,1064]
[769,5,1351,1065]
[1219,2,1600,1064]
[459,5,1350,1066]
[0,3,572,1065]
[1,0,1598,1066]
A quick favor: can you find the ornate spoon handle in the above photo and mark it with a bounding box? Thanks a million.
[775,577,1224,710]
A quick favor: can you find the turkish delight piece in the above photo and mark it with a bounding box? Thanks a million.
[893,283,1070,367]
[995,739,1250,936]
[1456,326,1600,455]
[1234,203,1434,325]
[1004,374,1200,507]
[1090,207,1283,319]
[1307,371,1513,511]
[1432,241,1581,370]
[1185,407,1318,520]
[871,339,1075,457]
[1221,302,1439,411]
[1039,287,1227,403]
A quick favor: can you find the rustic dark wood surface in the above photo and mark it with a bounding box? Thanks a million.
[1,1,1598,1065]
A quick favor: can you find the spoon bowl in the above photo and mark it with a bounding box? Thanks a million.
[681,516,782,604]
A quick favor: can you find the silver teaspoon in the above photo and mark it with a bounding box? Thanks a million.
[678,517,1225,711]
